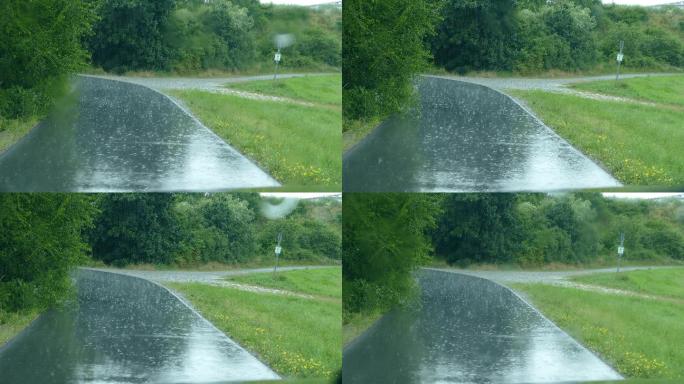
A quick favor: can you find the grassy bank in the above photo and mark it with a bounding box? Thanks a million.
[572,267,684,300]
[514,269,684,379]
[168,269,341,380]
[227,267,341,298]
[571,75,684,106]
[0,310,39,346]
[170,76,341,189]
[342,310,383,347]
[343,117,384,153]
[0,116,39,155]
[511,89,684,185]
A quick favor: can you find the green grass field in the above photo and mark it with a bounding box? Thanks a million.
[514,274,684,379]
[225,74,341,106]
[573,268,684,300]
[511,90,684,185]
[0,116,38,154]
[167,269,341,380]
[572,75,684,106]
[0,310,38,346]
[227,267,341,298]
[171,76,341,188]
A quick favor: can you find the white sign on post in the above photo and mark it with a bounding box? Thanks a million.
[617,246,624,255]
[274,52,281,63]
[275,245,282,255]
[617,53,624,62]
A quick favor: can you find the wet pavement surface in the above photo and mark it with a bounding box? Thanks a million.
[343,77,621,192]
[343,269,622,384]
[0,269,279,384]
[0,76,279,191]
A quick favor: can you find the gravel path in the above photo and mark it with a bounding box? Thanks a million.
[89,265,331,283]
[427,73,677,92]
[427,265,674,284]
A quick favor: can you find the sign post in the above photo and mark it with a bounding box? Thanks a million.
[274,232,283,275]
[615,40,624,82]
[273,49,281,81]
[617,232,625,272]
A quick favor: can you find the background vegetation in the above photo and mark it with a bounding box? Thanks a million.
[1,193,341,333]
[343,193,684,322]
[432,0,684,74]
[88,0,341,74]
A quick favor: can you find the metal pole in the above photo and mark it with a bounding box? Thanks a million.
[615,40,624,82]
[273,48,280,81]
[617,232,625,273]
[274,232,282,275]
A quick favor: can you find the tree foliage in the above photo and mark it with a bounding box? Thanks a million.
[342,193,441,316]
[0,194,96,312]
[0,0,95,118]
[343,0,441,121]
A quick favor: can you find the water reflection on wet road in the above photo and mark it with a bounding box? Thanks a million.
[0,269,279,383]
[0,76,279,191]
[343,77,621,192]
[343,269,622,383]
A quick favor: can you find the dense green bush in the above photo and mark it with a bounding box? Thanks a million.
[0,0,95,118]
[0,194,96,312]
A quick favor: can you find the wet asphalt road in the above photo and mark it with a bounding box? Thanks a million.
[343,269,622,383]
[343,76,621,192]
[0,269,279,384]
[0,76,279,192]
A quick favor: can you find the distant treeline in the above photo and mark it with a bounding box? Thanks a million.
[1,0,341,121]
[343,0,684,124]
[343,193,684,318]
[0,193,341,315]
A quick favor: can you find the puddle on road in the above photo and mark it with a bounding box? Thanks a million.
[343,77,620,192]
[343,269,622,383]
[0,76,278,192]
[0,269,278,383]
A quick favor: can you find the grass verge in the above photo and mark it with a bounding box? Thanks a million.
[227,267,341,298]
[170,89,340,188]
[225,74,341,106]
[0,310,39,346]
[343,116,384,153]
[167,274,341,379]
[571,75,684,106]
[511,90,684,185]
[342,310,383,347]
[513,282,684,379]
[0,116,39,155]
[572,267,684,299]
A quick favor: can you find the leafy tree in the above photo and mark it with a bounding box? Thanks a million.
[89,194,180,266]
[89,0,176,72]
[432,0,518,72]
[0,194,96,311]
